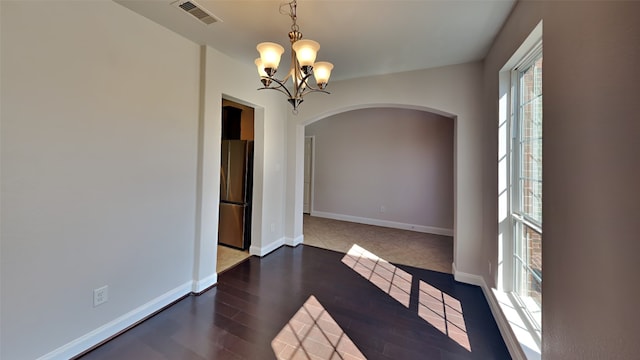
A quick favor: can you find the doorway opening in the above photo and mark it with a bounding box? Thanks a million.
[217,98,254,273]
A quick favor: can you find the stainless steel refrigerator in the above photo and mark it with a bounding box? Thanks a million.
[218,140,253,249]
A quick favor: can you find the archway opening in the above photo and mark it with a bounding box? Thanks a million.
[301,106,455,273]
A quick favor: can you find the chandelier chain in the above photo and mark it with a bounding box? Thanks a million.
[256,0,333,111]
[280,1,299,33]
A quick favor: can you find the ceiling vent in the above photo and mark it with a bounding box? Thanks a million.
[173,0,221,25]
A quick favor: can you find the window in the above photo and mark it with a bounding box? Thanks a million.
[497,24,542,356]
[511,47,542,334]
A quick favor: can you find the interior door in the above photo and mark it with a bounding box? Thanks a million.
[303,136,312,214]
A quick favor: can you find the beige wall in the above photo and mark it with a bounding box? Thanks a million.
[288,62,485,276]
[482,1,640,358]
[305,108,454,233]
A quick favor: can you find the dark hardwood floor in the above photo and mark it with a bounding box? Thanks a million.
[78,245,510,359]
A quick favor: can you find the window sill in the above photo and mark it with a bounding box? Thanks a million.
[491,289,541,360]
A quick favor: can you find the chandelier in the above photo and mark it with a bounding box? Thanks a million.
[255,0,333,112]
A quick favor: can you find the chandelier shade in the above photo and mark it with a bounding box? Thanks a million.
[254,58,267,77]
[256,42,285,74]
[291,39,320,69]
[313,61,334,88]
[254,0,333,112]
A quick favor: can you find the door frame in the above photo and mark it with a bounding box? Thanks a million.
[303,135,315,214]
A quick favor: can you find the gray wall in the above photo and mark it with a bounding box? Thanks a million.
[482,1,640,358]
[305,108,454,234]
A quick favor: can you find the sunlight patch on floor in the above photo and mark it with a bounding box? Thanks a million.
[419,281,471,351]
[271,295,366,360]
[341,244,412,307]
[342,243,471,353]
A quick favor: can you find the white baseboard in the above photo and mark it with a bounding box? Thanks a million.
[38,281,193,360]
[285,234,304,247]
[451,262,485,286]
[452,262,527,360]
[250,237,285,257]
[311,211,453,236]
[192,273,218,293]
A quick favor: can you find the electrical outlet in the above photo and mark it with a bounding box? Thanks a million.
[380,205,386,213]
[94,285,108,307]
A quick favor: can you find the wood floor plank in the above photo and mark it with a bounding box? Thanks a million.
[77,245,510,360]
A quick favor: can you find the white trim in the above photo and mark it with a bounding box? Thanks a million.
[311,211,453,236]
[249,237,285,257]
[452,263,538,360]
[500,21,543,72]
[310,135,316,216]
[491,289,542,360]
[303,135,315,215]
[482,287,528,360]
[497,21,544,356]
[37,281,193,360]
[285,234,304,247]
[191,273,218,293]
[451,262,484,286]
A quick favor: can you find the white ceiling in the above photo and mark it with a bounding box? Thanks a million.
[116,0,516,81]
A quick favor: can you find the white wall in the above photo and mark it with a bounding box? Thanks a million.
[197,44,288,266]
[287,62,484,276]
[482,1,640,358]
[305,107,453,234]
[0,1,288,358]
[284,119,305,246]
[1,2,199,358]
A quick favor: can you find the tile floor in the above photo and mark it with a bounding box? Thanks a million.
[216,245,250,273]
[216,215,454,275]
[302,215,454,274]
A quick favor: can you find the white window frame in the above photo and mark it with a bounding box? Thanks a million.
[496,22,543,359]
[509,42,543,343]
